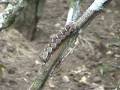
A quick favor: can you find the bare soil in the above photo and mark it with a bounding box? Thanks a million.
[0,0,120,90]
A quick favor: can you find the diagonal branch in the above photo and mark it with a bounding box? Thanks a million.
[30,0,112,90]
[0,0,25,31]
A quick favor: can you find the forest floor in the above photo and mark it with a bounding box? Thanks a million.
[0,0,120,90]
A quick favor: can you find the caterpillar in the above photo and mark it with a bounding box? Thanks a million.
[41,22,77,63]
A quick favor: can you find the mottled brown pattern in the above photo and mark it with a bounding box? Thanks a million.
[42,23,76,62]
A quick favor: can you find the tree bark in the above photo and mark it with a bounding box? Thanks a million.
[14,0,46,40]
[29,0,111,90]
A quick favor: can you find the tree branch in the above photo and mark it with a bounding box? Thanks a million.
[0,0,25,31]
[30,0,112,90]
